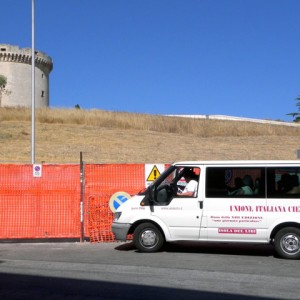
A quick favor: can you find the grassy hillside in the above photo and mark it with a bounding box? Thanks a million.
[0,107,299,164]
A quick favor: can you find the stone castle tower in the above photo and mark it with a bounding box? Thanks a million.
[0,44,53,107]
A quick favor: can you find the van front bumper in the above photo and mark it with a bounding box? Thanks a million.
[111,222,131,241]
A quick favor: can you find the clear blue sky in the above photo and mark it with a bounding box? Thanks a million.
[1,0,300,121]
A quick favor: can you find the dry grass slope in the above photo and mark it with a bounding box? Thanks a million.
[0,107,300,164]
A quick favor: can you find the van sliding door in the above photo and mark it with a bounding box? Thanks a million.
[204,167,268,242]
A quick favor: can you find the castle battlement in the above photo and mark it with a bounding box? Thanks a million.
[0,44,53,72]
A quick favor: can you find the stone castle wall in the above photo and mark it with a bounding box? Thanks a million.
[0,44,53,108]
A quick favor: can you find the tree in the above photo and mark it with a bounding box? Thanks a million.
[287,96,300,122]
[0,74,7,90]
[0,75,11,106]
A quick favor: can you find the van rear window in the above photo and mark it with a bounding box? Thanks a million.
[267,168,300,198]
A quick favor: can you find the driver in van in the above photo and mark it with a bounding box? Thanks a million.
[177,169,198,197]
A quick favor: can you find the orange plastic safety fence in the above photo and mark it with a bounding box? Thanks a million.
[88,195,115,243]
[0,164,81,239]
[85,164,145,242]
[0,163,148,241]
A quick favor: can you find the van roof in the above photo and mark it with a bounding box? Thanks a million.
[173,160,300,166]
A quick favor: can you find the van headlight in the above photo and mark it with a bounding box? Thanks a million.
[114,212,122,220]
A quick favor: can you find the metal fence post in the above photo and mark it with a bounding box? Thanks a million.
[80,152,85,242]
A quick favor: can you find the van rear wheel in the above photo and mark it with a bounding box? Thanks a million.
[274,227,300,259]
[133,223,164,252]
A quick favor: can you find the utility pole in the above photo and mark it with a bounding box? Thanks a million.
[31,0,36,164]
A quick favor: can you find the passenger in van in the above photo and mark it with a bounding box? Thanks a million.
[177,169,198,197]
[287,175,300,194]
[227,177,243,195]
[277,173,292,193]
[235,175,254,196]
[253,178,261,195]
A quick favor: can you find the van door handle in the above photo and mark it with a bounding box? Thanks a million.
[198,201,203,209]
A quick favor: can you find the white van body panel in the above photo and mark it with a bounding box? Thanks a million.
[116,195,173,241]
[203,197,268,242]
[150,196,203,240]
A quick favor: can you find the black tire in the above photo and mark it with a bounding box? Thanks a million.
[274,227,300,259]
[133,223,164,253]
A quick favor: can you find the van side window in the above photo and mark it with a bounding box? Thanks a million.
[206,167,265,198]
[176,167,200,197]
[267,168,300,198]
[154,167,200,204]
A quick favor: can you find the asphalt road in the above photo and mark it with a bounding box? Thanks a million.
[0,241,300,300]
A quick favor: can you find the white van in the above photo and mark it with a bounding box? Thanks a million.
[112,161,300,259]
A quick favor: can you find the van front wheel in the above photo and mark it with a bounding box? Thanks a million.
[133,223,164,252]
[274,227,300,259]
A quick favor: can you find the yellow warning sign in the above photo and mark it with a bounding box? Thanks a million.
[147,165,161,181]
